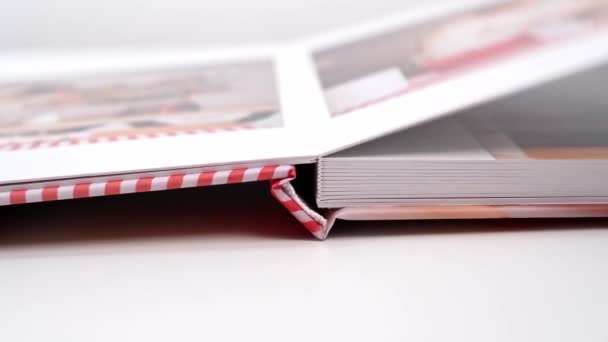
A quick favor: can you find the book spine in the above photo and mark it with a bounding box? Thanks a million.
[270,168,329,240]
[0,164,331,240]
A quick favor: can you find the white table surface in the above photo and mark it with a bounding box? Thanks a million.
[1,182,607,342]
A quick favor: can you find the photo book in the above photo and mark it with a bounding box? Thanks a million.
[2,0,608,239]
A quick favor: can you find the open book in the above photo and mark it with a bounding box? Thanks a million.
[2,0,608,239]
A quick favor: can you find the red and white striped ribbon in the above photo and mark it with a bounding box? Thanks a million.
[270,169,328,240]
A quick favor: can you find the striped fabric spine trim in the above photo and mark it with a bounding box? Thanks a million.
[0,125,252,152]
[270,168,329,240]
[0,164,330,239]
[0,165,291,206]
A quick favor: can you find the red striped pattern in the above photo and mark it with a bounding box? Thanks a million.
[0,165,329,239]
[0,165,291,206]
[269,168,328,240]
[0,125,252,153]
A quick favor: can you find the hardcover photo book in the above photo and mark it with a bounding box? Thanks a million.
[2,0,608,239]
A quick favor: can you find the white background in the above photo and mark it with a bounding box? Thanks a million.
[0,0,440,50]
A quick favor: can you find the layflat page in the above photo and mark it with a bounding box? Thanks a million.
[2,0,608,188]
[0,49,327,185]
[310,0,608,154]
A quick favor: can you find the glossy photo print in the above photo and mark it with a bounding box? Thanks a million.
[314,0,608,116]
[0,59,283,149]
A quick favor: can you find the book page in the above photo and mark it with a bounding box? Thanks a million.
[303,0,608,157]
[0,48,327,185]
[3,0,608,186]
[327,60,608,163]
[313,0,608,117]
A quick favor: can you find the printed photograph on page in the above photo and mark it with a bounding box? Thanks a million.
[0,59,283,150]
[313,0,608,116]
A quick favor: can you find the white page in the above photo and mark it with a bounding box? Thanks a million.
[2,0,608,187]
[0,46,330,185]
[304,0,608,155]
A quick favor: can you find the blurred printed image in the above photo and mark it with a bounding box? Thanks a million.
[315,0,608,115]
[0,59,282,143]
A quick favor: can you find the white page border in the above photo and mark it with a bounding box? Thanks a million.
[0,47,326,185]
